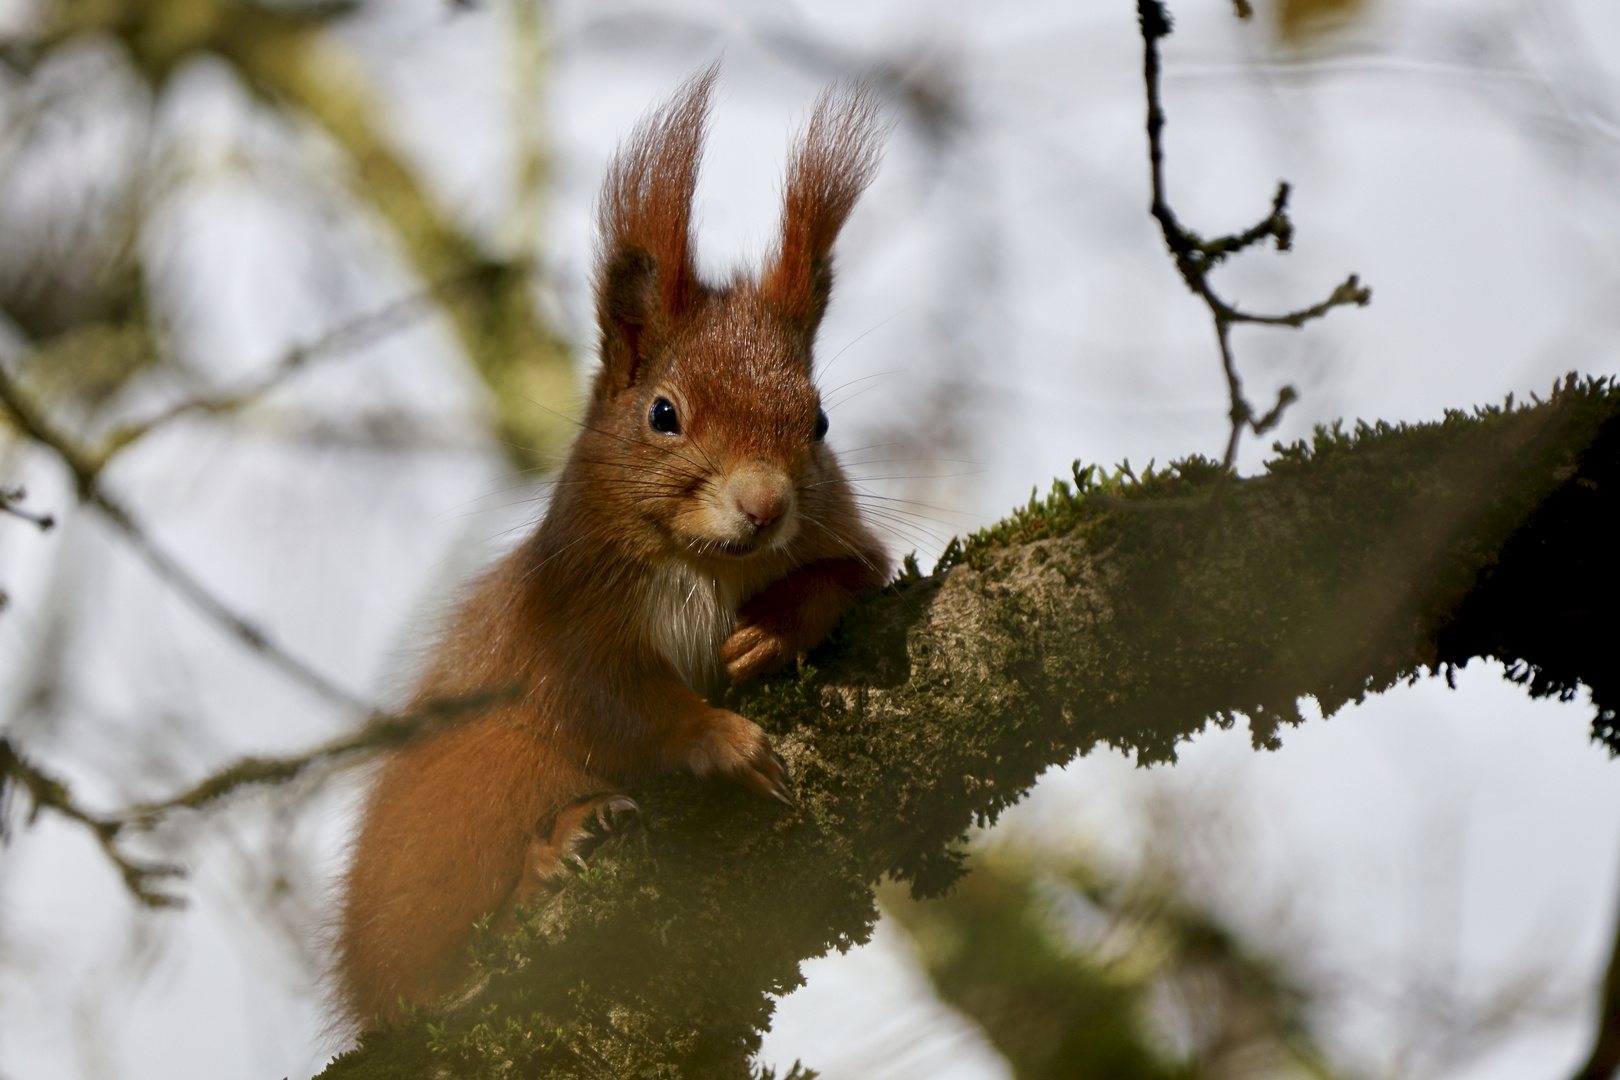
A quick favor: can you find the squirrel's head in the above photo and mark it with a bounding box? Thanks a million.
[576,66,883,564]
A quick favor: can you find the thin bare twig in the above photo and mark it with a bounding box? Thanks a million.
[0,687,518,906]
[118,685,518,827]
[0,485,54,530]
[1138,0,1371,468]
[0,362,370,713]
[0,737,183,907]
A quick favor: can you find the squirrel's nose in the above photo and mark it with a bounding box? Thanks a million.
[735,487,787,529]
[729,465,793,531]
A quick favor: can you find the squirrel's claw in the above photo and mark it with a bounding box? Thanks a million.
[766,776,794,806]
[738,765,794,807]
[743,750,795,807]
[592,795,641,832]
[687,709,796,808]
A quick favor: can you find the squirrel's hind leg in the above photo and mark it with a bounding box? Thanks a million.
[507,793,640,912]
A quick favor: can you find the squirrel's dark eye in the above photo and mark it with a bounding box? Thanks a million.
[813,407,829,442]
[649,397,680,435]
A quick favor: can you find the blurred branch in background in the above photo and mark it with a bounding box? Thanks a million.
[0,267,543,908]
[4,0,575,470]
[885,830,1344,1080]
[1138,0,1370,470]
[89,269,496,465]
[0,358,371,711]
[0,683,519,908]
[0,483,50,610]
[0,483,53,532]
[0,0,580,930]
[888,779,1601,1080]
[1273,0,1370,49]
[0,735,183,907]
[1571,868,1620,1080]
[890,792,1591,1080]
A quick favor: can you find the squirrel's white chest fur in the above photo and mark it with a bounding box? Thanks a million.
[639,561,741,695]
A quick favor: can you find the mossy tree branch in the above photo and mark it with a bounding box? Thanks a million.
[319,376,1619,1078]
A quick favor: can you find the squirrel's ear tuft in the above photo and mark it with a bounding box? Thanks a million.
[593,64,716,397]
[761,84,886,343]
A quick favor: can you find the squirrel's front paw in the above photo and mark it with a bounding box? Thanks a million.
[685,709,792,805]
[720,616,794,682]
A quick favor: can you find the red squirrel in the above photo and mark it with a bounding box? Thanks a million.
[333,69,891,1027]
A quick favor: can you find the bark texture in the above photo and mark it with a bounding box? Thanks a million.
[320,376,1618,1079]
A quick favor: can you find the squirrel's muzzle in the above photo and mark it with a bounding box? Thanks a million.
[726,462,795,535]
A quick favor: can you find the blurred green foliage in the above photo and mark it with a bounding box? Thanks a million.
[1274,0,1371,48]
[886,839,1341,1080]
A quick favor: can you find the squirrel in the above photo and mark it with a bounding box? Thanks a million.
[333,68,892,1029]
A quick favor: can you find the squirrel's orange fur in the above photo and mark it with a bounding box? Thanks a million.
[333,69,891,1028]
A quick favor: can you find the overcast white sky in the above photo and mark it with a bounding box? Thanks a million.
[2,0,1618,1077]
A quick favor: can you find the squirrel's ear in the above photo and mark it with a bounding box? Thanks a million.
[761,84,885,344]
[593,65,715,398]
